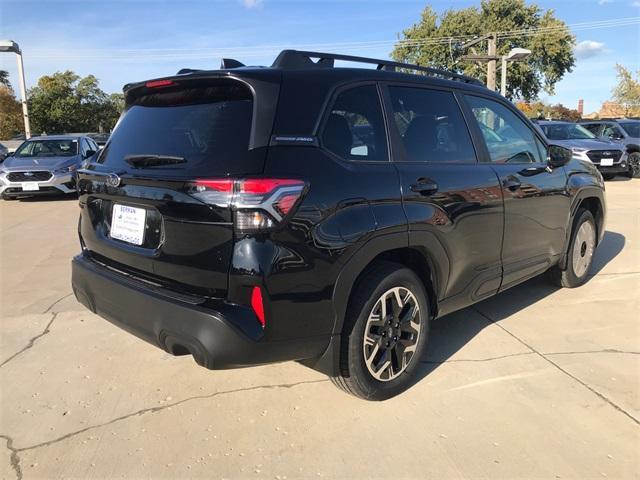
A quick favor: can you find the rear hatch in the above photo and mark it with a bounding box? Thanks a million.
[77,74,279,297]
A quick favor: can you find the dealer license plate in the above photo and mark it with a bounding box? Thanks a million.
[110,204,146,246]
[600,158,614,166]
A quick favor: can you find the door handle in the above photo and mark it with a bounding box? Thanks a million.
[502,176,521,191]
[410,179,438,195]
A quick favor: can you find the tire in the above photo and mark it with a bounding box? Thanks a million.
[628,152,640,178]
[602,173,615,181]
[549,209,597,288]
[331,261,430,400]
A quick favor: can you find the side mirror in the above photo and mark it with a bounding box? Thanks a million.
[548,145,572,168]
[84,149,96,159]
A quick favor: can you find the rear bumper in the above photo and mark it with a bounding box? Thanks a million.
[71,255,329,369]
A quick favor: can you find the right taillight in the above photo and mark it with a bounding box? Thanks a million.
[191,178,306,232]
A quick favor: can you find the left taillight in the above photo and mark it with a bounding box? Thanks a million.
[190,178,306,233]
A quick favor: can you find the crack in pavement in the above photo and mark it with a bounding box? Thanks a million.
[588,271,640,277]
[0,292,75,369]
[10,379,328,453]
[545,349,640,356]
[42,292,73,314]
[422,352,535,364]
[421,349,640,365]
[0,435,22,480]
[0,313,58,369]
[472,307,640,426]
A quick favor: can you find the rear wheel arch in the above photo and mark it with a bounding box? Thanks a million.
[300,238,441,377]
[334,244,439,336]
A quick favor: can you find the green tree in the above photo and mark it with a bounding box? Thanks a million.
[516,100,581,120]
[0,70,12,91]
[28,71,123,133]
[391,0,575,101]
[612,64,640,117]
[0,87,23,138]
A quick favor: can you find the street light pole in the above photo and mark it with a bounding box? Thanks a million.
[0,40,31,139]
[499,48,532,99]
[500,56,508,97]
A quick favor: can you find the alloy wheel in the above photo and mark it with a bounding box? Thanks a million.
[362,287,422,382]
[572,221,595,278]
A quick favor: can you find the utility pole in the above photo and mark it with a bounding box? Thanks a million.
[486,33,497,91]
[461,33,500,91]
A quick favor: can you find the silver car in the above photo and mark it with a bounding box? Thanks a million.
[580,119,640,178]
[536,121,629,180]
[0,135,99,199]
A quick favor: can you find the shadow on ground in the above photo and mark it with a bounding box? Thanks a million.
[413,229,625,383]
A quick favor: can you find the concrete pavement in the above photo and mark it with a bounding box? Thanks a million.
[1,179,638,479]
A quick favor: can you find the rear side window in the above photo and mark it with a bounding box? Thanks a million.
[321,85,388,162]
[582,123,602,136]
[389,87,476,163]
[97,81,255,176]
[466,95,544,164]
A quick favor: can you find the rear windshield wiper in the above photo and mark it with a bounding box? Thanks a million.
[125,154,186,168]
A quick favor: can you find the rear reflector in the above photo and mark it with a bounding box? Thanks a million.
[250,286,266,327]
[145,79,176,89]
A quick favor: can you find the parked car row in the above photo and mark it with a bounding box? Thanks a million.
[535,118,640,180]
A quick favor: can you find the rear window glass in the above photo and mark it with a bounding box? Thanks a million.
[97,81,255,176]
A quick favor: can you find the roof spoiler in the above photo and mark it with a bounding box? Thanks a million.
[220,58,245,69]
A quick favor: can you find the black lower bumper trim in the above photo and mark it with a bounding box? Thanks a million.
[597,165,629,174]
[71,255,330,369]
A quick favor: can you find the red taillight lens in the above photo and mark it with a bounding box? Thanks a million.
[250,286,266,327]
[194,179,234,192]
[240,179,303,195]
[190,178,306,232]
[145,79,176,89]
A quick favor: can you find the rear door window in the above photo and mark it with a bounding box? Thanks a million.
[97,80,256,176]
[320,85,388,161]
[388,86,477,163]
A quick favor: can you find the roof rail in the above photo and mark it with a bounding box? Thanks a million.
[271,49,484,86]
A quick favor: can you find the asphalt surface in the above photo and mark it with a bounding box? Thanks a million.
[1,179,638,479]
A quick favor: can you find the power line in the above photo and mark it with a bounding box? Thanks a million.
[24,16,640,61]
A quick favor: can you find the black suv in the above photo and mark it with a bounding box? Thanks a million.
[72,51,606,400]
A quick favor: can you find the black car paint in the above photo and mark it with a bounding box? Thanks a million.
[72,64,605,375]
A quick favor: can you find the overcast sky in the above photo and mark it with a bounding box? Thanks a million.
[1,0,638,114]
